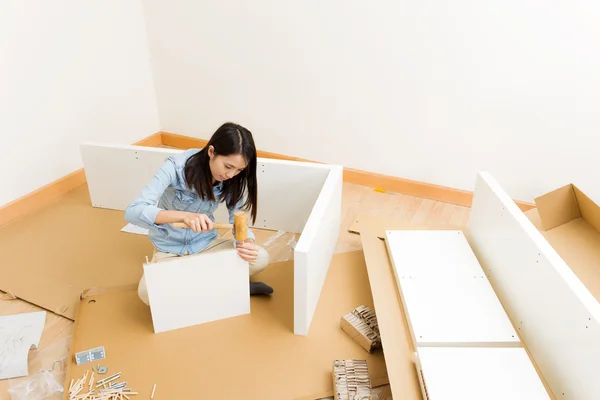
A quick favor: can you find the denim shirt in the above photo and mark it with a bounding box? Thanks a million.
[124,148,255,255]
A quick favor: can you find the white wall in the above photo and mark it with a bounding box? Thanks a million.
[142,0,600,203]
[0,0,159,207]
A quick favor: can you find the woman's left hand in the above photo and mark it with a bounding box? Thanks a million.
[236,240,259,263]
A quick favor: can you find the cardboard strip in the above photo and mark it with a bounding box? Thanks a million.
[64,251,388,400]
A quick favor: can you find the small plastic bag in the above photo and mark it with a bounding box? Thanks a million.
[7,369,63,400]
[261,230,298,263]
[8,335,71,400]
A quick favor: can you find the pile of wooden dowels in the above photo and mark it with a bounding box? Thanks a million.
[340,305,382,353]
[332,359,372,400]
[68,370,138,400]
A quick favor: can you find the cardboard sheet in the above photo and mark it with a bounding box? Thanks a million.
[526,184,600,303]
[64,251,388,400]
[0,186,154,320]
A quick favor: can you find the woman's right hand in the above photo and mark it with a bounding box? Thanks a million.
[182,213,214,232]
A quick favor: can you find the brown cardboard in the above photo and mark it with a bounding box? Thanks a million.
[332,359,372,400]
[0,186,154,320]
[527,184,600,302]
[340,305,381,353]
[63,251,388,400]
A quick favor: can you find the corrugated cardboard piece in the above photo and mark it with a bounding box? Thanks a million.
[64,251,388,400]
[0,186,154,320]
[527,184,600,302]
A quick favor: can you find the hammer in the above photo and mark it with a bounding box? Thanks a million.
[171,211,248,242]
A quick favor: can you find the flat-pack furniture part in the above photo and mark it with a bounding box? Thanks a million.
[384,229,520,348]
[143,249,250,333]
[469,171,600,399]
[79,142,343,336]
[415,347,551,400]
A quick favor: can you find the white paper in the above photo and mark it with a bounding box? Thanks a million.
[144,249,250,333]
[121,223,149,235]
[0,311,46,380]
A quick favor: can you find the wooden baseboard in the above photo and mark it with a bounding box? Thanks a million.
[0,130,534,228]
[160,131,535,212]
[0,132,163,227]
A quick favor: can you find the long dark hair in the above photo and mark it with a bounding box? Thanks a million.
[184,122,258,224]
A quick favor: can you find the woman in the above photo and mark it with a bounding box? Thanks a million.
[125,122,273,305]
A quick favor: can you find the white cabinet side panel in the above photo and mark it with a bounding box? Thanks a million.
[416,347,551,400]
[80,142,180,211]
[399,275,519,347]
[294,166,343,335]
[143,249,250,333]
[384,230,519,347]
[255,159,331,233]
[385,230,484,277]
[468,171,600,400]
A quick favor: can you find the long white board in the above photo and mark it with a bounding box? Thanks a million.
[143,249,250,333]
[415,347,551,400]
[384,230,520,347]
[469,171,600,399]
[294,166,343,335]
[80,142,331,233]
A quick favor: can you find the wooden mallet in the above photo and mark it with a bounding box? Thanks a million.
[171,211,248,242]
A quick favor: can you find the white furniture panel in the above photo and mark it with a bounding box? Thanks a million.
[415,347,551,400]
[143,249,250,333]
[398,275,519,347]
[385,230,486,278]
[254,158,331,233]
[294,166,343,335]
[80,142,177,210]
[469,171,600,400]
[80,142,331,233]
[384,229,519,347]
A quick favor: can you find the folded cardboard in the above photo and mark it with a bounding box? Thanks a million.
[526,183,600,302]
[63,251,388,400]
[340,305,381,353]
[332,359,372,400]
[0,186,154,320]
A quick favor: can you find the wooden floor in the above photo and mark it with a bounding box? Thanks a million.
[0,182,471,400]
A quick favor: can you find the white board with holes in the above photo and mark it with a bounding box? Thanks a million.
[415,347,551,400]
[144,249,249,333]
[468,171,600,399]
[80,142,331,234]
[384,229,519,347]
